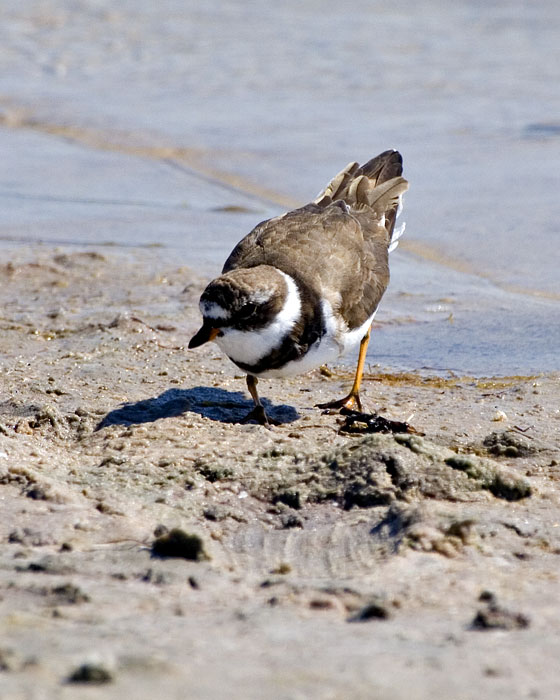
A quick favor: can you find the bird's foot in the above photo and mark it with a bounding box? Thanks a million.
[316,393,362,413]
[338,409,423,435]
[241,405,280,427]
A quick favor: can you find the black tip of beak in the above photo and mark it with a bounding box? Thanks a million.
[188,322,219,349]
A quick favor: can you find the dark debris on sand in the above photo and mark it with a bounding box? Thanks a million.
[338,409,422,436]
[471,591,530,631]
[151,528,210,561]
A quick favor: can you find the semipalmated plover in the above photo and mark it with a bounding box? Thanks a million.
[189,150,408,424]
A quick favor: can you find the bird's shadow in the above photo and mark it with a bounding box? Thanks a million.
[96,386,299,430]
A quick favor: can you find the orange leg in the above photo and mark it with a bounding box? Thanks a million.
[316,325,372,412]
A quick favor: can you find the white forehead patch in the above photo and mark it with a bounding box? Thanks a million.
[200,300,230,320]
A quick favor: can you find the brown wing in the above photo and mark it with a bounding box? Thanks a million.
[222,204,386,329]
[223,151,408,329]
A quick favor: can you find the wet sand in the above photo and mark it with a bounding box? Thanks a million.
[1,249,559,699]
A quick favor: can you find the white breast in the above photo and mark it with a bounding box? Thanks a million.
[216,269,375,378]
[257,300,376,379]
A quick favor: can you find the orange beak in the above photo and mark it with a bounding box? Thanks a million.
[188,322,220,349]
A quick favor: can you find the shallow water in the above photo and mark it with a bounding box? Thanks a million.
[1,0,559,374]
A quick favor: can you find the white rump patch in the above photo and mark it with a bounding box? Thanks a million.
[395,194,403,220]
[201,300,230,320]
[216,270,301,367]
[389,221,406,253]
[388,192,406,253]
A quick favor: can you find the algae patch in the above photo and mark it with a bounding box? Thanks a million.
[263,434,532,509]
[445,454,532,501]
[482,430,539,458]
[370,503,477,558]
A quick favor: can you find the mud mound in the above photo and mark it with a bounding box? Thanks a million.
[264,434,531,510]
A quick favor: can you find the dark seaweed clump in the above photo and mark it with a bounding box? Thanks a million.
[151,528,209,561]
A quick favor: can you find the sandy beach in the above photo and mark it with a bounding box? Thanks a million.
[1,249,559,699]
[1,1,560,697]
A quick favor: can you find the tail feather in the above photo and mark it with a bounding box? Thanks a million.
[315,150,408,249]
[314,161,359,205]
[358,150,403,184]
[347,174,371,205]
[365,176,408,214]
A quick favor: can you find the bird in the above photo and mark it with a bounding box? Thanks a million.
[188,150,408,425]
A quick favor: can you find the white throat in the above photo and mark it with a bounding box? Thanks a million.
[215,270,301,366]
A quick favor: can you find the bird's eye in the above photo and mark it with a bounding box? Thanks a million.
[238,302,257,319]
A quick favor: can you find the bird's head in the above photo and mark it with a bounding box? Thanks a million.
[188,266,295,350]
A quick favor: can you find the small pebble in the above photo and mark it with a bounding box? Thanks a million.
[67,663,113,684]
[151,528,209,561]
[347,598,391,622]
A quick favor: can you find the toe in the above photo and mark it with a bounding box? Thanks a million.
[316,394,362,412]
[241,405,280,427]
